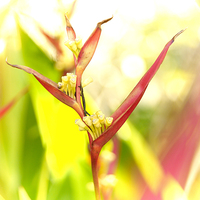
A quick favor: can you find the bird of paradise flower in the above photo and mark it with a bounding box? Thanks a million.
[7,15,185,200]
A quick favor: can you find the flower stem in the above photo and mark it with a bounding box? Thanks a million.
[91,144,102,200]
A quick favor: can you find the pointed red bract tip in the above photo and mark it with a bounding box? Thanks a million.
[76,16,113,75]
[97,16,113,28]
[172,28,187,42]
[65,13,72,28]
[65,13,76,41]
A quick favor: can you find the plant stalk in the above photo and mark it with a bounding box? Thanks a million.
[91,144,102,200]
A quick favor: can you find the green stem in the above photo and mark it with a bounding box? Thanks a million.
[91,144,102,200]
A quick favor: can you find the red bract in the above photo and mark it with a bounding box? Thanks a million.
[7,15,185,200]
[94,29,185,148]
[90,30,185,200]
[76,17,113,74]
[6,60,84,118]
[65,15,76,41]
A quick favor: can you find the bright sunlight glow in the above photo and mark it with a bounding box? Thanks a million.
[0,0,10,8]
[118,0,156,23]
[156,0,198,16]
[121,55,146,79]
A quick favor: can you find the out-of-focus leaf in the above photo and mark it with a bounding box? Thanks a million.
[0,44,28,200]
[188,171,200,200]
[161,176,188,200]
[17,21,58,80]
[115,140,144,200]
[18,187,31,200]
[141,45,200,200]
[118,121,164,193]
[0,194,5,200]
[159,68,200,188]
[39,27,63,56]
[17,21,86,179]
[47,159,94,200]
[0,87,28,119]
[31,83,86,179]
[35,160,48,200]
[20,95,44,200]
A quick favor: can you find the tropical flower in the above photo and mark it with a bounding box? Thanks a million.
[6,15,185,200]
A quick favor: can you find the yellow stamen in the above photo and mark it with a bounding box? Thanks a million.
[75,119,86,129]
[75,112,113,140]
[90,114,97,120]
[61,76,68,83]
[65,38,82,58]
[98,114,105,132]
[83,116,92,126]
[93,118,101,138]
[105,117,113,128]
[58,73,77,99]
[75,38,83,49]
[75,119,95,140]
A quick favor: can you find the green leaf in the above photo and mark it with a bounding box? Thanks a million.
[18,187,31,200]
[17,21,87,179]
[47,159,94,200]
[30,85,86,179]
[0,48,28,200]
[20,95,44,200]
[18,21,59,81]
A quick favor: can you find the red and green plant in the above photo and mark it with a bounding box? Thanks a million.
[6,15,186,200]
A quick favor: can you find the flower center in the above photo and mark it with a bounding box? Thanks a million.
[75,110,113,140]
[65,38,82,58]
[57,73,77,99]
[58,74,93,101]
